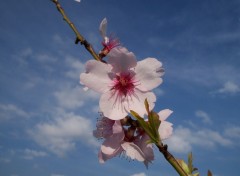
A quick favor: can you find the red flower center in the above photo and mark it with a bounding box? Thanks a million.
[112,73,136,97]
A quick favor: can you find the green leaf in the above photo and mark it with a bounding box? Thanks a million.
[148,111,160,142]
[130,110,156,142]
[144,98,150,115]
[177,159,190,174]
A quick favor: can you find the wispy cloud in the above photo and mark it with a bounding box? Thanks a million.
[54,85,99,110]
[0,103,30,121]
[22,149,48,160]
[215,81,240,94]
[64,55,85,80]
[28,111,98,157]
[195,110,212,124]
[224,126,240,139]
[166,126,232,154]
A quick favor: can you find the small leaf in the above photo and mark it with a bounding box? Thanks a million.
[130,110,156,142]
[177,159,190,174]
[148,111,160,142]
[144,98,150,115]
[146,139,154,144]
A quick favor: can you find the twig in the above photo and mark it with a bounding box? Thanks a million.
[156,142,189,176]
[51,0,101,61]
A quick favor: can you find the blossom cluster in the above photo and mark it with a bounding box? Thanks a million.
[80,18,174,167]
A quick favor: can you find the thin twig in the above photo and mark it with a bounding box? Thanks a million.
[156,142,189,176]
[51,0,101,61]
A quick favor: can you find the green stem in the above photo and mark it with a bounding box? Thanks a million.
[51,0,101,61]
[156,142,189,176]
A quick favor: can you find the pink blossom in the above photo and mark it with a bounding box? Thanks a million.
[93,115,154,167]
[80,47,164,120]
[99,18,120,56]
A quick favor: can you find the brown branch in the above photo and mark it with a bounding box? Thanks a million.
[156,142,189,176]
[51,0,101,61]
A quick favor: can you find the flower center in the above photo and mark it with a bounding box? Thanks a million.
[112,73,135,97]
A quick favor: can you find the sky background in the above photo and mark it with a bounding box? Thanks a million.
[0,0,240,176]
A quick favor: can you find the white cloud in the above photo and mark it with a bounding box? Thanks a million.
[216,81,240,94]
[64,56,85,80]
[28,112,98,157]
[130,173,147,176]
[22,149,48,160]
[168,63,240,91]
[0,103,30,120]
[166,126,232,154]
[35,53,57,63]
[52,34,64,45]
[54,86,99,109]
[224,126,240,139]
[195,110,212,124]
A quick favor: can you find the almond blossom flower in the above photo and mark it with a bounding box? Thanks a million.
[93,115,154,167]
[99,18,120,57]
[80,47,164,120]
[93,109,173,167]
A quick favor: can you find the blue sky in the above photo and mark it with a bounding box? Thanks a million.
[0,0,240,176]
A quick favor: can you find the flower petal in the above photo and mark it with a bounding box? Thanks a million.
[158,121,173,140]
[80,60,112,93]
[135,134,154,168]
[127,89,156,117]
[135,58,164,91]
[99,91,128,120]
[158,109,173,140]
[99,145,122,163]
[112,120,123,134]
[121,142,145,162]
[108,47,137,73]
[99,18,109,43]
[101,130,124,155]
[158,109,173,121]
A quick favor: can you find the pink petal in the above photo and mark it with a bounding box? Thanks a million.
[128,89,156,117]
[99,18,107,38]
[112,120,123,134]
[98,146,122,163]
[108,47,137,73]
[135,58,164,91]
[80,60,112,93]
[158,121,173,140]
[135,134,154,168]
[121,142,145,162]
[158,109,173,121]
[99,91,128,120]
[101,130,124,155]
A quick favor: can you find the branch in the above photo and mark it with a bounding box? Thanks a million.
[156,143,189,176]
[51,0,101,61]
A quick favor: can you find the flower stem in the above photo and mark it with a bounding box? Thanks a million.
[156,142,188,176]
[51,0,101,61]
